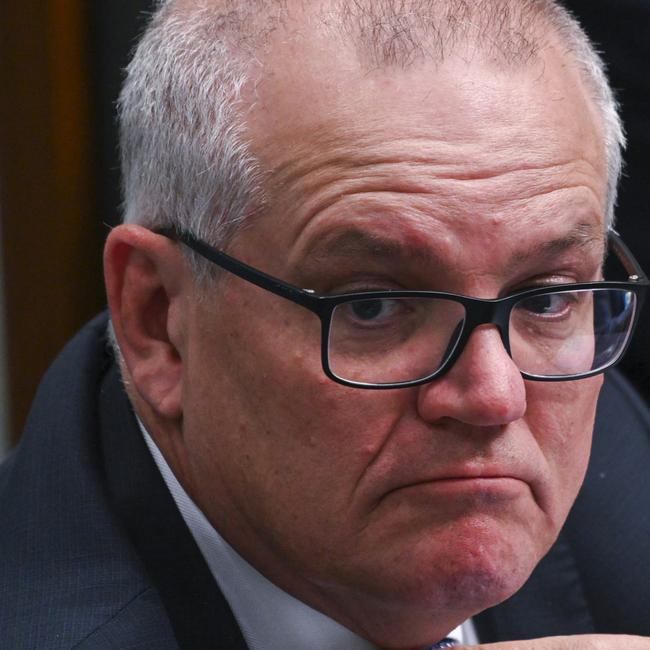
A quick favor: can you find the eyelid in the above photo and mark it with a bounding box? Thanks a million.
[508,274,582,295]
[507,254,604,292]
[324,278,408,295]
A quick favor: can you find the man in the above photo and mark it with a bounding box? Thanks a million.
[1,1,649,648]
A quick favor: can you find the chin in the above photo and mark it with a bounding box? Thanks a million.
[348,557,524,650]
[377,516,550,622]
[442,550,533,613]
[320,511,554,646]
[419,521,548,615]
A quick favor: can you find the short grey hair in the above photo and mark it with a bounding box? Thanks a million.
[119,1,267,279]
[118,0,624,272]
[541,1,625,228]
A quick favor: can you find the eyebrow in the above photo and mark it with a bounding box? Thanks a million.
[507,222,606,268]
[302,221,606,271]
[304,228,438,267]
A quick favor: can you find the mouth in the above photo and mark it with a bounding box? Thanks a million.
[404,473,525,488]
[413,475,527,494]
[385,472,533,505]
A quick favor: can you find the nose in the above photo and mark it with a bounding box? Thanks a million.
[417,325,527,427]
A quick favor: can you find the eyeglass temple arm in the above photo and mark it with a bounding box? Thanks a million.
[609,229,649,282]
[155,227,321,309]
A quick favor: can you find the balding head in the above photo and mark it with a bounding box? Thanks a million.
[119,0,623,270]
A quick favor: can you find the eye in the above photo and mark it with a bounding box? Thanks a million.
[517,292,575,318]
[344,298,404,326]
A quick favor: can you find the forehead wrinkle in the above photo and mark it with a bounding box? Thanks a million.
[261,106,603,191]
[264,127,451,191]
[276,161,605,253]
[266,149,602,242]
[280,172,606,282]
[261,134,456,232]
[266,100,603,202]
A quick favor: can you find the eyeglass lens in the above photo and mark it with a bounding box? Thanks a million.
[327,288,637,385]
[510,288,636,378]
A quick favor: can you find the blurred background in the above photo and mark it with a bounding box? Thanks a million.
[0,0,648,456]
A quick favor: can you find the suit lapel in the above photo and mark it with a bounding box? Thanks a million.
[99,364,249,650]
[474,529,595,641]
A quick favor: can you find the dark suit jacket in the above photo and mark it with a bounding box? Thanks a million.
[1,314,649,648]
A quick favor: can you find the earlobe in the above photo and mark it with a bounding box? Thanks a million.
[104,224,187,420]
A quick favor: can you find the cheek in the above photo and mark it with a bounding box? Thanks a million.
[181,291,411,549]
[525,375,602,521]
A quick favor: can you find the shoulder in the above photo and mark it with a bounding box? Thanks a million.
[564,369,650,634]
[0,314,178,648]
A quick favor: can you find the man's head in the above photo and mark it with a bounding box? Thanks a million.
[105,1,625,646]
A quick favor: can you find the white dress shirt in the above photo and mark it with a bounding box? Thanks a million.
[140,424,479,649]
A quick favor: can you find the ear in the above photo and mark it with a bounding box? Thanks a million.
[104,224,189,420]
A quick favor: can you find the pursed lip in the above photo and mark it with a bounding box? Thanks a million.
[383,464,537,500]
[398,474,526,490]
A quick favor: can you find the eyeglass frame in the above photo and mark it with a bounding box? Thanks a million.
[156,226,648,389]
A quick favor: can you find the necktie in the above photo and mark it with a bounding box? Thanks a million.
[428,638,459,648]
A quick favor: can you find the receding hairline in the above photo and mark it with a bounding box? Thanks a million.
[161,0,611,155]
[163,0,576,70]
[120,0,622,263]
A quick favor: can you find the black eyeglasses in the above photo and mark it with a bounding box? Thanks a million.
[158,227,648,389]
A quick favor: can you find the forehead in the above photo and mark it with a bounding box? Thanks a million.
[240,17,607,265]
